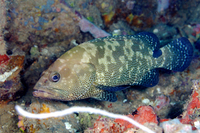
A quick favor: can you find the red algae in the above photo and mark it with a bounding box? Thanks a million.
[180,81,200,125]
[90,116,125,133]
[114,114,135,131]
[86,105,158,132]
[115,106,158,130]
[0,54,9,64]
[133,106,158,125]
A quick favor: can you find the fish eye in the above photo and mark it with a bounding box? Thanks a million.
[49,72,60,82]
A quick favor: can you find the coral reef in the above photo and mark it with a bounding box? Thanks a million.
[0,0,199,132]
[84,105,159,132]
[161,119,193,133]
[0,0,24,100]
[0,53,24,100]
[153,95,170,112]
[83,81,200,132]
[84,116,124,133]
[180,80,200,126]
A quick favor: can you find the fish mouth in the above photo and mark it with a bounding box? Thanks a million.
[33,84,66,100]
[33,83,60,99]
[33,88,56,98]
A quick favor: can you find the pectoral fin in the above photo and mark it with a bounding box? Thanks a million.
[92,90,117,102]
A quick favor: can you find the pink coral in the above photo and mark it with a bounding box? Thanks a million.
[79,18,111,38]
[154,95,170,111]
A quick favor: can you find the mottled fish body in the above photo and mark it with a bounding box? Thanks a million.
[33,32,193,102]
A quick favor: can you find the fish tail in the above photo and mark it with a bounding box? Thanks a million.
[161,37,193,71]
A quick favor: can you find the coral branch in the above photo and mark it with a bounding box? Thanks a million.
[78,18,111,38]
[15,105,155,133]
[59,1,111,38]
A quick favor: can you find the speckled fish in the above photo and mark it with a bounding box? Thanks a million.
[33,32,193,102]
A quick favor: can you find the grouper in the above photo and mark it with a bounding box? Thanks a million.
[33,32,193,102]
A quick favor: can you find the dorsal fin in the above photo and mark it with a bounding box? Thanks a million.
[136,32,160,51]
[89,32,160,51]
[89,35,131,43]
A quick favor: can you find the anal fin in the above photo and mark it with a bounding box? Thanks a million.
[136,69,159,87]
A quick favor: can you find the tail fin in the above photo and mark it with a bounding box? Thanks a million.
[161,37,193,71]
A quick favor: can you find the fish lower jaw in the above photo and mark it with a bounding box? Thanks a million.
[33,89,55,98]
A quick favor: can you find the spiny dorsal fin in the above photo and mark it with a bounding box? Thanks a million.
[136,32,160,51]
